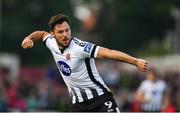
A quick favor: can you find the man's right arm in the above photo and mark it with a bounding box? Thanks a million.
[21,31,50,49]
[97,47,148,72]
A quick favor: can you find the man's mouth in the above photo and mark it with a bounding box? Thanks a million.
[63,38,69,45]
[63,38,69,41]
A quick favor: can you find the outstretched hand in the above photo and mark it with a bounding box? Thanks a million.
[21,38,34,49]
[136,59,149,72]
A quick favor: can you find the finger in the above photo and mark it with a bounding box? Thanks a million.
[144,64,148,68]
[142,69,147,72]
[23,45,28,49]
[22,43,26,48]
[143,67,148,70]
[29,41,34,48]
[21,41,25,47]
[22,41,28,47]
[141,69,146,72]
[143,67,150,71]
[141,60,148,64]
[22,42,30,49]
[144,64,149,68]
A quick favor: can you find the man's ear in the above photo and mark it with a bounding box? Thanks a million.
[50,31,54,36]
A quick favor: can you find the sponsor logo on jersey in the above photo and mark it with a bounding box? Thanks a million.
[57,61,71,76]
[79,42,86,47]
[73,38,86,47]
[84,43,93,53]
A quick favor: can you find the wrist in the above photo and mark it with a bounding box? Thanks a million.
[133,58,138,66]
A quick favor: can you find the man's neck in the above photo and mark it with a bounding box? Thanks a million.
[59,45,64,50]
[59,45,65,53]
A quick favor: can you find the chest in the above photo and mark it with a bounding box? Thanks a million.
[52,51,84,75]
[144,82,165,96]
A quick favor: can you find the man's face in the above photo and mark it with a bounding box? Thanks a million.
[52,21,71,49]
[147,71,156,81]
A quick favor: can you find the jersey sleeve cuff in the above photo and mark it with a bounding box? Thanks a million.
[94,46,100,58]
[43,34,52,41]
[91,45,99,58]
[43,34,53,45]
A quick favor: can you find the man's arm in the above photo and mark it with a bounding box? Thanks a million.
[97,47,148,71]
[135,90,149,103]
[21,31,50,49]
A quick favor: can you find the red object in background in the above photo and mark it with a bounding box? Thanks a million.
[8,97,27,111]
[20,67,46,85]
[82,13,97,32]
[162,104,176,112]
[7,85,27,111]
[14,98,27,111]
[7,86,17,100]
[130,100,141,112]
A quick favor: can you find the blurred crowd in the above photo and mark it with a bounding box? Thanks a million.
[0,67,70,112]
[0,61,179,112]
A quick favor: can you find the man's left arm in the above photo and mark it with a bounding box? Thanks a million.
[97,47,148,72]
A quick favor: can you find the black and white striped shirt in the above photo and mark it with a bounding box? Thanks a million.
[43,35,111,104]
[138,79,167,111]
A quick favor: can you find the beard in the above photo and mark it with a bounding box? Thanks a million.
[57,36,72,49]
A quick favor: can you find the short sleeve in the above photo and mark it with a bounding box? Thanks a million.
[43,34,60,53]
[83,43,99,58]
[138,81,146,93]
[73,38,100,58]
[81,43,99,58]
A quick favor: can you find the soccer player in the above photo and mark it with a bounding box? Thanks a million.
[136,68,167,112]
[21,14,148,112]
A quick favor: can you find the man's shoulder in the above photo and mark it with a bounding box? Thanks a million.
[157,80,167,88]
[141,80,152,86]
[72,37,86,47]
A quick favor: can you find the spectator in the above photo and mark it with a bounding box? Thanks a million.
[136,68,167,112]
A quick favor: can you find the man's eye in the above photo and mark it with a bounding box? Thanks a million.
[65,29,69,32]
[59,31,64,34]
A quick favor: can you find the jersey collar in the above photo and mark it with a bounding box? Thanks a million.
[59,37,73,53]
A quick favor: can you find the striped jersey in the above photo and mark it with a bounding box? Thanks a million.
[43,34,111,104]
[138,79,167,111]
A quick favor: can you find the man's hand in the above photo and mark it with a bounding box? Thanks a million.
[135,59,149,72]
[21,38,34,49]
[21,31,50,49]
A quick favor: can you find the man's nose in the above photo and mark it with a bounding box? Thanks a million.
[63,31,68,36]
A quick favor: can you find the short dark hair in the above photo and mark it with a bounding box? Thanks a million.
[48,14,70,31]
[148,67,158,78]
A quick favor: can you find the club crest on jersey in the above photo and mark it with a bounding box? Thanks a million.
[57,61,71,76]
[66,53,71,60]
[84,43,93,53]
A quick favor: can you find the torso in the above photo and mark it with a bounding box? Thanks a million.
[44,35,110,104]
